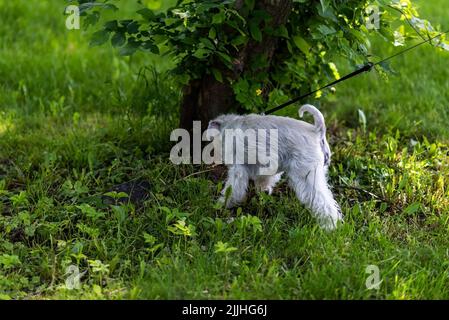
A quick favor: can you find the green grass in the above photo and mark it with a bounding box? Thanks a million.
[0,0,449,299]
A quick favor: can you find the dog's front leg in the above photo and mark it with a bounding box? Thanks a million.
[254,172,283,195]
[218,165,249,208]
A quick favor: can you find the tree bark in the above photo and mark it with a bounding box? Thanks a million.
[179,0,293,131]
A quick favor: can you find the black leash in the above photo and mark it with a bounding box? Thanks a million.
[264,29,449,115]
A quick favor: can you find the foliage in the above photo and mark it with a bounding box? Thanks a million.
[0,0,448,299]
[73,0,448,112]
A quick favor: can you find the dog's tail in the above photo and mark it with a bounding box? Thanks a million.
[299,104,326,137]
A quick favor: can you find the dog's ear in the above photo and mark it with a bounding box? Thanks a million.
[208,119,222,131]
[205,119,223,140]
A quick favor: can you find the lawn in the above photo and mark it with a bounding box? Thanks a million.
[0,0,448,299]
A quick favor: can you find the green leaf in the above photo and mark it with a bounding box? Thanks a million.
[378,61,398,75]
[317,1,337,21]
[292,35,311,55]
[104,20,118,32]
[111,32,126,47]
[90,29,110,46]
[137,8,155,20]
[249,22,262,42]
[119,40,140,56]
[142,41,160,54]
[193,48,211,59]
[274,25,289,38]
[217,51,232,65]
[104,191,129,199]
[404,202,422,215]
[79,2,118,14]
[320,0,329,12]
[126,21,140,34]
[200,38,215,50]
[146,0,162,10]
[286,40,293,54]
[212,11,225,24]
[317,24,336,36]
[226,20,246,36]
[214,241,237,254]
[208,27,217,39]
[231,35,248,46]
[77,203,105,220]
[211,68,223,82]
[0,254,21,269]
[84,11,100,28]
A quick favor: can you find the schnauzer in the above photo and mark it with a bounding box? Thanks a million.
[207,104,343,230]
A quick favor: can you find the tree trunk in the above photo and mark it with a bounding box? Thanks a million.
[179,74,236,132]
[179,0,293,131]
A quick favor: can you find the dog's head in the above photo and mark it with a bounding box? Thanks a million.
[206,114,240,139]
[208,114,239,130]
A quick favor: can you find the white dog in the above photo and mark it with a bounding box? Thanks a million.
[207,104,342,230]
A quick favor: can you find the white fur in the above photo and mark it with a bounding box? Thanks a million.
[209,104,342,230]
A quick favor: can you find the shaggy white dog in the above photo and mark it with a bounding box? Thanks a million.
[207,104,342,230]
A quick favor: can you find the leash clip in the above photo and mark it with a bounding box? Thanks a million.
[363,62,375,72]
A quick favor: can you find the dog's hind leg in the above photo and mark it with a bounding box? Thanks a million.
[287,163,342,230]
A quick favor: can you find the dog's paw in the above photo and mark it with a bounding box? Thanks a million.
[218,196,225,205]
[319,216,343,231]
[218,196,234,209]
